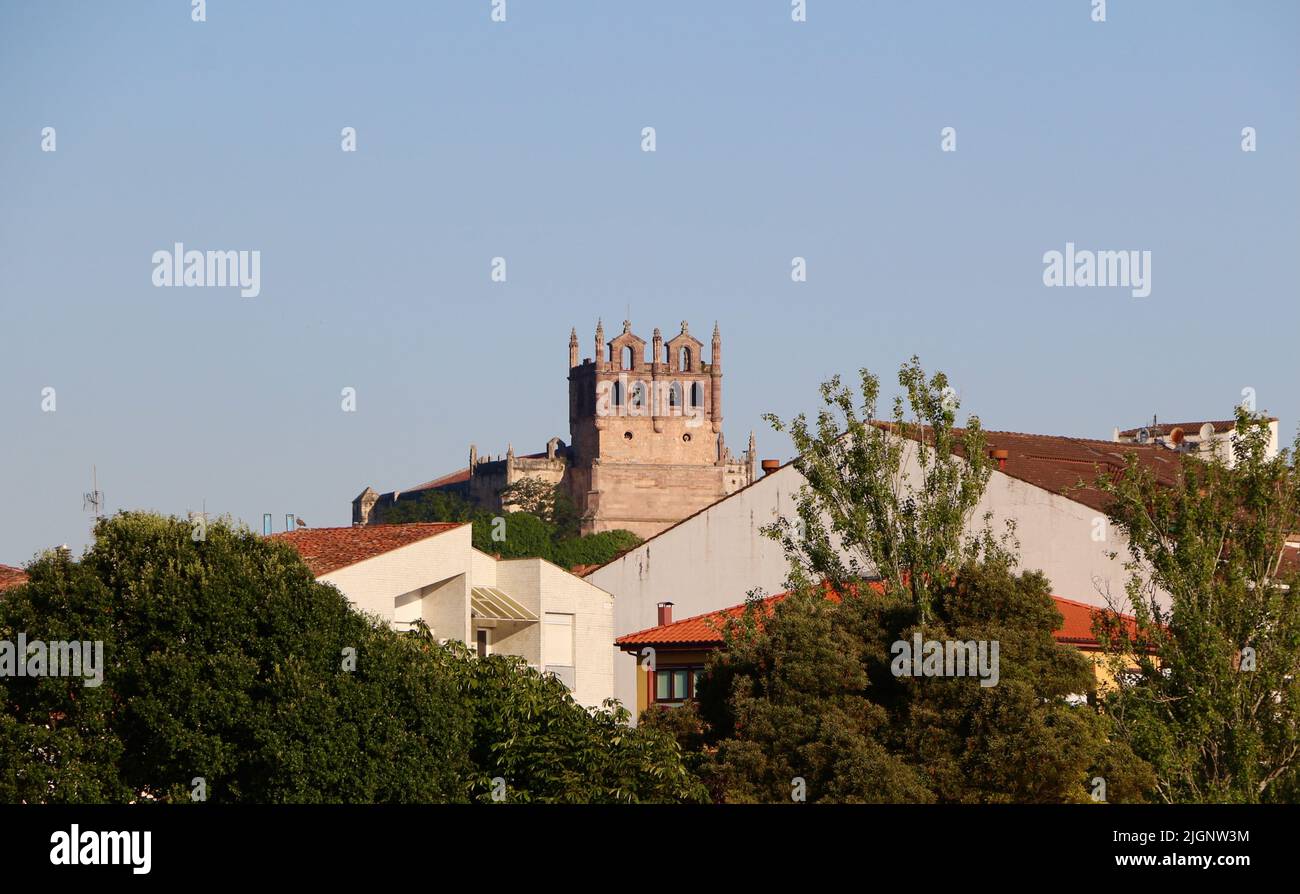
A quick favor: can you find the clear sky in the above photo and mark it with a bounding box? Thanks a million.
[1,0,1296,565]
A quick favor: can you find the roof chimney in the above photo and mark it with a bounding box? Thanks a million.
[761,459,780,477]
[657,601,674,626]
[989,448,1009,471]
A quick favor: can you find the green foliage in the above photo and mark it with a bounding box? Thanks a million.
[380,478,639,569]
[0,512,699,803]
[472,511,557,560]
[676,358,1154,803]
[380,489,478,525]
[422,634,706,803]
[692,562,1151,803]
[552,529,641,569]
[0,512,471,803]
[1093,409,1300,803]
[763,356,1003,623]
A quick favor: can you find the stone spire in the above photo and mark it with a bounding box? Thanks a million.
[595,318,605,365]
[569,327,579,368]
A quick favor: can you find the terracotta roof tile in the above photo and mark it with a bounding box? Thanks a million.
[876,424,1185,514]
[270,522,466,576]
[0,564,29,592]
[616,588,1136,652]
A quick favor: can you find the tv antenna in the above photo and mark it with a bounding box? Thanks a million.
[83,465,104,518]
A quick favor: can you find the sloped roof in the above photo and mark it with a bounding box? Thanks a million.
[616,588,1135,652]
[585,425,1185,575]
[0,564,29,592]
[271,522,467,576]
[976,429,1182,513]
[395,450,553,496]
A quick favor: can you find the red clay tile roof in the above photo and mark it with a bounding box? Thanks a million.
[1051,596,1137,647]
[878,424,1186,514]
[270,522,467,576]
[403,468,472,492]
[616,589,1135,652]
[0,564,29,592]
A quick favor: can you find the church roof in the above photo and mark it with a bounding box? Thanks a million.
[400,450,553,495]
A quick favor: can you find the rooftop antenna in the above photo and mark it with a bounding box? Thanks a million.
[82,465,104,518]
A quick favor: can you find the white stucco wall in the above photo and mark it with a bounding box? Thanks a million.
[318,528,614,707]
[322,524,474,638]
[513,559,615,710]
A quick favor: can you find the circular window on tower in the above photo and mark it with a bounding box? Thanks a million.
[682,433,692,442]
[624,431,633,440]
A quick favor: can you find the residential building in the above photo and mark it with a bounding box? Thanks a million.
[272,522,614,707]
[586,427,1192,712]
[615,592,1140,714]
[1113,416,1280,468]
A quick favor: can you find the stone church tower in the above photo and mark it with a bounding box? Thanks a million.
[353,319,755,540]
[566,319,754,538]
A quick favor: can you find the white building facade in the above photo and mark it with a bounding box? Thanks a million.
[278,522,615,709]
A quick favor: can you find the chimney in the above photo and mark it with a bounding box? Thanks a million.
[989,449,1009,471]
[761,459,780,476]
[657,601,674,626]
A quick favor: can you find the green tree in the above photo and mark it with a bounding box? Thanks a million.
[552,530,641,569]
[0,512,471,803]
[1093,409,1300,803]
[0,512,698,804]
[685,359,1153,803]
[385,479,639,569]
[762,356,996,623]
[420,632,706,804]
[473,511,557,561]
[380,489,478,525]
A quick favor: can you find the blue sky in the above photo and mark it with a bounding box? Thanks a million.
[1,0,1296,564]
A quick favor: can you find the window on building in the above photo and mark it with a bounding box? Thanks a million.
[476,628,490,658]
[654,666,704,704]
[543,613,575,690]
[690,382,704,408]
